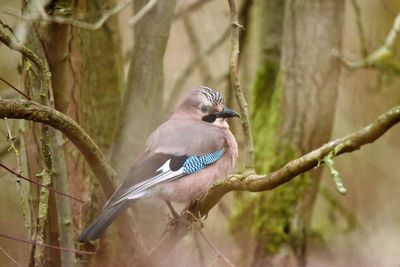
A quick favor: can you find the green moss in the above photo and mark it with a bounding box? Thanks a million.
[251,59,282,173]
[230,58,311,255]
[252,173,310,253]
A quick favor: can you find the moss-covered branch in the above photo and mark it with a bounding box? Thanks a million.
[151,104,400,259]
[336,13,400,72]
[197,105,400,213]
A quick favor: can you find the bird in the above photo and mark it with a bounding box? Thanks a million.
[78,86,239,242]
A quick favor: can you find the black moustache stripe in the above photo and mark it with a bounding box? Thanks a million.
[202,114,217,123]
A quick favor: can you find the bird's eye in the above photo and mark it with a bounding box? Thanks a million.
[200,105,208,113]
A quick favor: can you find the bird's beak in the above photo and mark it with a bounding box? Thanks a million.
[214,107,240,119]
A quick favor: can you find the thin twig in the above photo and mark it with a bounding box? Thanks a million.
[166,27,230,112]
[337,13,400,69]
[128,0,159,26]
[3,0,131,31]
[350,0,368,58]
[0,19,49,85]
[3,118,20,174]
[227,0,254,170]
[0,162,84,203]
[2,118,30,229]
[382,14,400,49]
[197,230,235,267]
[166,0,252,112]
[0,76,31,100]
[0,232,95,255]
[0,244,22,267]
[193,231,206,266]
[320,187,358,232]
[182,15,214,84]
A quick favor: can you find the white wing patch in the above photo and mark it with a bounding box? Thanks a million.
[106,160,185,208]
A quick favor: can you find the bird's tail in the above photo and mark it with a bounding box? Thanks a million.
[77,201,130,242]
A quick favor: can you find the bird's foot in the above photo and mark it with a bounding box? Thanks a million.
[185,210,205,228]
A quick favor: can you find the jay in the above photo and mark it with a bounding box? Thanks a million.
[78,86,239,242]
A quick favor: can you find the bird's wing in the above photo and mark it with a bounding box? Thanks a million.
[146,119,226,155]
[104,148,225,208]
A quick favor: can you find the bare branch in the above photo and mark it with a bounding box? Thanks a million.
[350,0,368,58]
[166,27,230,112]
[0,99,117,195]
[0,244,22,267]
[0,20,48,76]
[0,232,95,255]
[227,0,254,170]
[3,0,131,31]
[0,76,31,100]
[197,230,235,267]
[383,13,400,50]
[197,105,400,215]
[336,13,400,69]
[2,117,31,230]
[166,1,252,112]
[0,162,84,203]
[3,118,21,173]
[128,0,159,26]
[182,15,213,84]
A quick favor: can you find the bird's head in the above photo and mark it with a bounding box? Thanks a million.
[173,86,240,128]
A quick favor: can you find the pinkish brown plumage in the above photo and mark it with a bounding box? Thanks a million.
[78,86,239,242]
[158,124,238,203]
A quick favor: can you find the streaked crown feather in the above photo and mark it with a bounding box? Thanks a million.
[195,86,224,106]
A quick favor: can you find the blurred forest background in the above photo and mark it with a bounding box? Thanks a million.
[0,0,400,266]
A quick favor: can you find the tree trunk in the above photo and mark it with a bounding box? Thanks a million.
[230,1,285,266]
[71,1,124,265]
[109,0,177,253]
[111,0,177,178]
[233,1,344,266]
[39,0,124,265]
[272,1,344,265]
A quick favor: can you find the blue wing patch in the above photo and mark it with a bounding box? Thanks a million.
[106,149,225,207]
[183,148,225,174]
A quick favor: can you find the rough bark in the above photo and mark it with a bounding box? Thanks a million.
[249,1,344,266]
[67,0,128,265]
